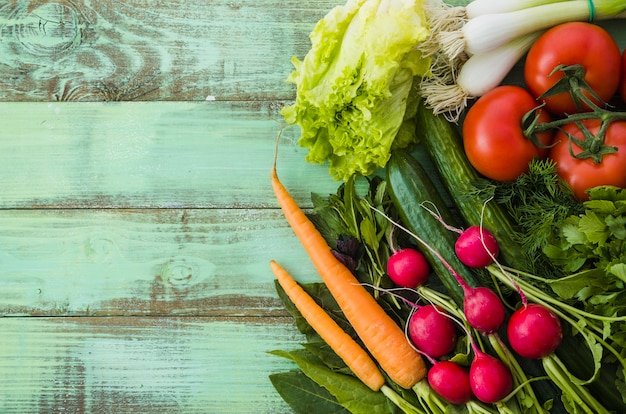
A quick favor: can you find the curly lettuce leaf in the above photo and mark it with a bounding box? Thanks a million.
[281,0,430,181]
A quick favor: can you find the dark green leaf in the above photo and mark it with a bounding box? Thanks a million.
[269,370,351,414]
[273,349,395,414]
[303,341,352,374]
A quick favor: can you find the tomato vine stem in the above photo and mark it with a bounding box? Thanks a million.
[522,64,625,163]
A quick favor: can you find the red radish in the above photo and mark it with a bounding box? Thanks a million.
[507,304,563,359]
[463,286,505,334]
[428,361,473,404]
[455,225,499,268]
[387,247,430,288]
[470,348,513,403]
[408,305,457,359]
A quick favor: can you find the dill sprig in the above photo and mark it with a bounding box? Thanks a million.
[472,158,584,276]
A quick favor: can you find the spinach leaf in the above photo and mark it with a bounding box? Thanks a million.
[269,370,351,414]
[271,349,397,414]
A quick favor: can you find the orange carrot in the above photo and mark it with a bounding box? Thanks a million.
[271,161,426,389]
[270,260,386,391]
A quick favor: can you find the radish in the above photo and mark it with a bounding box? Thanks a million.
[455,225,500,268]
[463,286,505,334]
[470,347,513,403]
[387,247,430,289]
[408,304,457,359]
[507,304,563,359]
[419,203,499,269]
[427,360,473,404]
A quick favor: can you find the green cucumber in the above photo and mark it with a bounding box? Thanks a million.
[386,150,479,307]
[415,100,532,273]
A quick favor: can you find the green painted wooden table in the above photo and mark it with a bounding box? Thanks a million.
[0,1,343,412]
[2,1,625,413]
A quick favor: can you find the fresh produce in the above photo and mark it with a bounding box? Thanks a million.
[543,186,626,278]
[308,175,395,293]
[388,152,507,335]
[469,347,513,404]
[280,0,432,180]
[271,154,426,389]
[270,260,386,391]
[620,48,626,102]
[460,285,505,334]
[473,172,626,411]
[426,361,472,405]
[524,22,622,116]
[548,120,626,200]
[420,29,542,121]
[454,225,499,268]
[507,304,563,360]
[389,151,619,412]
[386,152,540,408]
[407,305,457,359]
[441,2,622,58]
[462,85,554,182]
[386,150,481,306]
[386,247,430,289]
[462,0,569,18]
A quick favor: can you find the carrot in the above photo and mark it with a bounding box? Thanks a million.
[270,260,386,391]
[271,157,427,389]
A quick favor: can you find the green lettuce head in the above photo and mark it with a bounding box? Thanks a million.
[281,0,431,181]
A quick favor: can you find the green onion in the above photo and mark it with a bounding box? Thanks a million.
[420,31,542,121]
[465,0,581,19]
[454,0,626,57]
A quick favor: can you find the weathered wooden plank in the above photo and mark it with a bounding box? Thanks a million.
[0,101,339,209]
[0,0,340,101]
[1,1,623,103]
[0,315,301,413]
[0,208,323,317]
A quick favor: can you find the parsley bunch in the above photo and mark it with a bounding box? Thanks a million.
[543,186,626,279]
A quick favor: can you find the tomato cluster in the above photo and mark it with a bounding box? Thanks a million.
[462,22,626,200]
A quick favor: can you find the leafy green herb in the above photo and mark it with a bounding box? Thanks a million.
[472,158,583,277]
[544,186,626,280]
[542,187,626,346]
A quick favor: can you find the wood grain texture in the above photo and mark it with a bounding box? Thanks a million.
[0,208,323,317]
[0,101,339,209]
[0,0,340,101]
[0,316,300,413]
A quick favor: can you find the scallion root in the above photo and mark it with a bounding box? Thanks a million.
[419,74,469,123]
[420,0,467,56]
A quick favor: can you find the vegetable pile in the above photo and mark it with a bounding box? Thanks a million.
[269,0,626,413]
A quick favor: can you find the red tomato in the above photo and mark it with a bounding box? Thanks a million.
[462,85,554,182]
[549,120,626,200]
[619,49,626,102]
[524,22,621,116]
